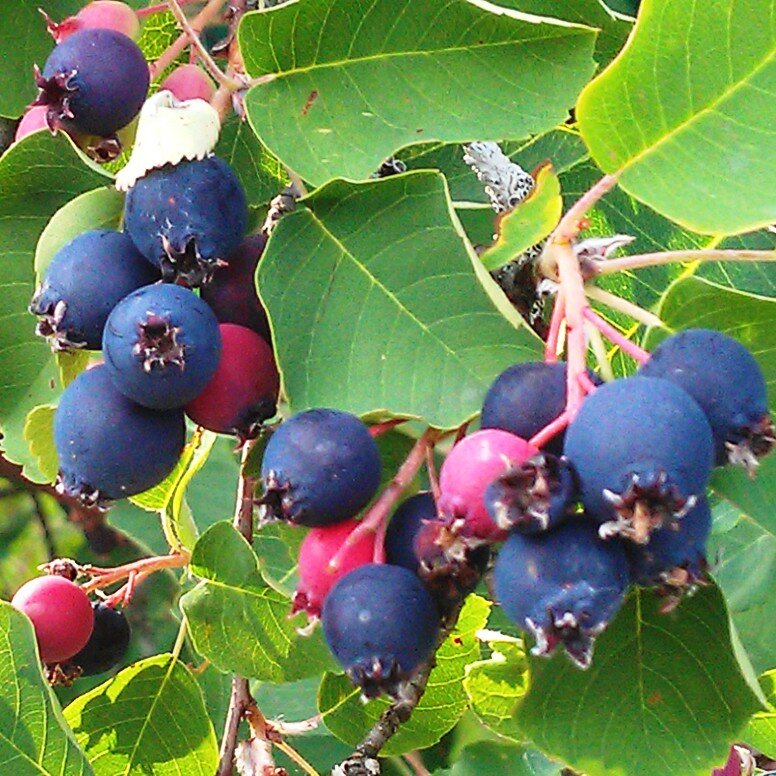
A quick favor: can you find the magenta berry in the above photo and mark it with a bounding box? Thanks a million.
[493,520,630,669]
[11,575,94,663]
[160,64,215,102]
[34,28,149,136]
[293,520,375,618]
[322,563,440,697]
[260,409,381,527]
[103,284,222,410]
[30,229,160,351]
[54,364,186,506]
[438,429,539,541]
[200,234,271,341]
[185,324,279,438]
[44,2,140,43]
[123,156,248,286]
[14,106,50,142]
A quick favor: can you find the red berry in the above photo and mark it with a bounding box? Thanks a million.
[161,64,215,102]
[45,1,140,43]
[293,520,375,618]
[438,429,539,540]
[185,324,280,438]
[14,106,49,142]
[11,576,94,663]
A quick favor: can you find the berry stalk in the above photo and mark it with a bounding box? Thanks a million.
[583,307,651,364]
[594,248,776,275]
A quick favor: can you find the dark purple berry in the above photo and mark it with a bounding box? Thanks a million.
[639,329,773,469]
[103,283,221,410]
[185,323,279,439]
[260,409,381,527]
[200,233,271,341]
[54,364,185,506]
[33,28,149,137]
[29,229,160,351]
[481,362,600,455]
[322,563,439,697]
[65,602,130,676]
[627,497,711,592]
[563,377,714,544]
[123,157,248,286]
[493,520,630,669]
[385,492,437,573]
[484,453,577,534]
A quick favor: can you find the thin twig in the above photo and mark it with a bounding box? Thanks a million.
[529,410,571,450]
[80,553,189,594]
[585,285,664,329]
[554,174,620,244]
[544,287,565,362]
[137,0,200,18]
[165,0,242,89]
[31,493,56,562]
[403,751,432,776]
[217,676,252,776]
[583,308,651,364]
[269,714,322,736]
[585,320,615,382]
[273,739,319,776]
[425,444,441,503]
[594,248,776,275]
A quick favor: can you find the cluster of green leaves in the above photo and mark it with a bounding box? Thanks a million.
[0,0,775,774]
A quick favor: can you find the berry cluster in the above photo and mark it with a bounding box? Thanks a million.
[10,565,130,680]
[261,329,771,696]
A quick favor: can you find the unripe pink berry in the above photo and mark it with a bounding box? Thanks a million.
[45,1,140,43]
[14,106,50,141]
[160,64,215,103]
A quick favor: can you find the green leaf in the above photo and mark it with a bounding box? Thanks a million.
[434,741,562,776]
[23,405,58,482]
[517,586,762,776]
[742,669,776,757]
[319,594,490,756]
[0,131,109,480]
[0,602,93,775]
[0,1,82,117]
[239,0,597,184]
[63,654,218,776]
[215,115,286,208]
[180,522,334,682]
[463,632,528,739]
[699,229,776,298]
[252,522,303,596]
[480,163,562,271]
[34,187,124,280]
[259,172,541,428]
[577,0,776,235]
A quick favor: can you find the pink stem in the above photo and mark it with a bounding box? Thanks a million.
[137,0,200,18]
[578,371,598,394]
[328,429,441,572]
[369,418,409,437]
[425,444,441,503]
[595,249,776,275]
[555,174,620,243]
[583,308,651,364]
[529,410,571,450]
[544,287,565,363]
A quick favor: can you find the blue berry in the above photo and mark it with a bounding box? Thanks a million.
[103,283,221,410]
[493,520,630,668]
[123,157,248,286]
[627,497,711,591]
[55,365,185,506]
[65,602,130,676]
[481,362,599,455]
[563,377,714,544]
[385,492,436,573]
[260,409,381,527]
[30,229,159,351]
[322,563,439,697]
[639,329,773,469]
[34,28,149,136]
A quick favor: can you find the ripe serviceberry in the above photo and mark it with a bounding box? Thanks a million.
[322,563,439,697]
[30,229,160,351]
[185,324,279,438]
[33,28,149,136]
[292,520,375,619]
[55,365,186,506]
[103,283,221,410]
[385,492,437,573]
[65,602,131,676]
[438,429,539,541]
[200,233,271,340]
[11,575,93,663]
[43,1,140,43]
[260,409,381,527]
[639,329,774,469]
[160,64,215,103]
[563,377,714,544]
[481,362,599,454]
[493,520,630,668]
[123,156,248,286]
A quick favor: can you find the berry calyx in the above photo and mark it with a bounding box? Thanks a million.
[185,324,279,439]
[11,575,94,664]
[260,409,381,527]
[293,520,375,619]
[322,563,439,698]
